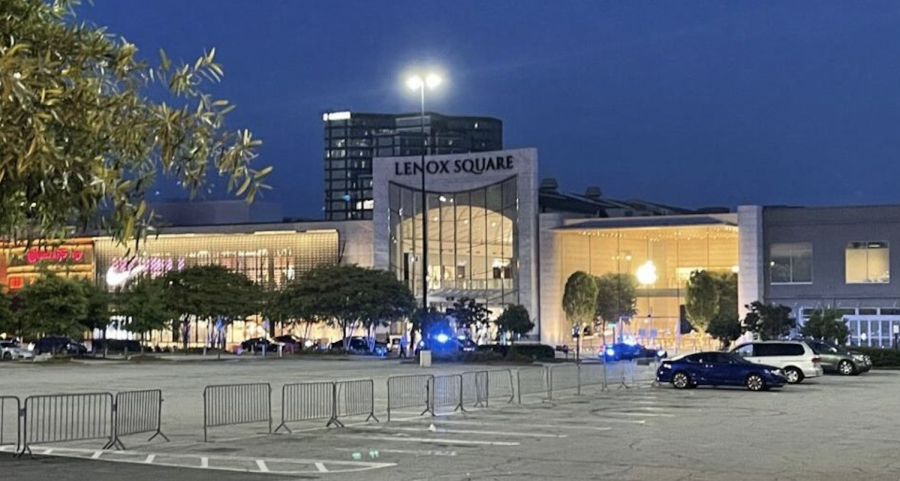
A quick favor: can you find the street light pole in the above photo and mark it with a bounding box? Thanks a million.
[418,83,428,313]
[406,73,442,313]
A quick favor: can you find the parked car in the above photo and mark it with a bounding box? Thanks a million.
[656,351,787,391]
[30,337,87,356]
[730,341,822,384]
[601,342,667,362]
[273,335,302,352]
[0,340,34,361]
[240,337,281,352]
[331,337,388,356]
[91,339,142,354]
[803,339,869,375]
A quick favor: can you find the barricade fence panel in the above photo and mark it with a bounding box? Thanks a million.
[0,396,20,450]
[487,370,515,405]
[578,362,607,390]
[516,367,549,403]
[336,379,377,423]
[431,375,463,411]
[461,371,488,408]
[203,383,272,441]
[110,389,167,449]
[549,364,580,397]
[632,358,660,386]
[22,392,114,454]
[387,375,433,421]
[276,382,335,433]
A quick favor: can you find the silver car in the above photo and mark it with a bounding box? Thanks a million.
[0,341,34,361]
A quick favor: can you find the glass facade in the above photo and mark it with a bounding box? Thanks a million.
[93,231,340,348]
[388,177,519,310]
[556,224,739,351]
[324,112,503,221]
[845,241,890,284]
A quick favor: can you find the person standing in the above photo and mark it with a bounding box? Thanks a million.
[399,335,409,358]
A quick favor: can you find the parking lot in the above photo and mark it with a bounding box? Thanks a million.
[2,358,900,480]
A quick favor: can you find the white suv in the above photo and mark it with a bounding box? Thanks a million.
[730,341,823,384]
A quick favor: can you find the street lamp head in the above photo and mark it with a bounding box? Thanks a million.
[406,75,424,91]
[426,73,442,89]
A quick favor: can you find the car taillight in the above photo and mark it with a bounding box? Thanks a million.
[812,356,821,365]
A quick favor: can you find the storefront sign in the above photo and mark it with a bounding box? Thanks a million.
[25,248,85,264]
[394,155,515,177]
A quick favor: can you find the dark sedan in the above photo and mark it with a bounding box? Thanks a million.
[656,351,787,391]
[240,338,279,352]
[331,337,388,356]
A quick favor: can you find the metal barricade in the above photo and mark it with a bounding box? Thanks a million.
[431,374,463,412]
[335,379,378,425]
[275,382,335,433]
[516,367,549,404]
[548,364,580,398]
[203,383,272,442]
[606,360,630,389]
[487,370,515,405]
[20,392,114,456]
[386,374,433,422]
[461,371,488,408]
[0,396,21,453]
[107,390,168,450]
[578,362,607,391]
[632,357,660,387]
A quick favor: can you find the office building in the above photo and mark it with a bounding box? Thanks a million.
[322,111,503,221]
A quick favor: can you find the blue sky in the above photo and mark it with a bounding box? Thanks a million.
[87,1,900,217]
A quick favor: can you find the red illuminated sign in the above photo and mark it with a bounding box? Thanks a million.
[25,248,85,264]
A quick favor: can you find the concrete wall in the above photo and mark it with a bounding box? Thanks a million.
[762,204,900,311]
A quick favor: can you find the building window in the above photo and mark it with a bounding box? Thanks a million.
[769,243,812,284]
[846,241,890,284]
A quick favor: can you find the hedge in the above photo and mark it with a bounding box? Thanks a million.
[848,346,900,367]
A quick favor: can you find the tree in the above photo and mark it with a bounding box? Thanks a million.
[595,273,637,343]
[162,265,262,357]
[80,281,111,340]
[801,309,850,345]
[17,273,88,340]
[448,297,491,333]
[0,289,14,337]
[707,272,739,348]
[685,270,720,334]
[742,301,796,341]
[562,271,598,360]
[284,265,415,351]
[119,276,176,352]
[494,305,534,349]
[0,0,269,244]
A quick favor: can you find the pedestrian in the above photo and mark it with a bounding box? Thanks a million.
[399,335,409,358]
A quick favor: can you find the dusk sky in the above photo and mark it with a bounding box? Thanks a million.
[88,1,900,218]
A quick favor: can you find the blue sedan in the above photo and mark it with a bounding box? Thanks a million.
[656,351,787,391]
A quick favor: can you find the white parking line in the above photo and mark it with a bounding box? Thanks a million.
[315,462,328,473]
[413,419,621,431]
[333,434,520,447]
[355,425,567,438]
[143,454,156,464]
[600,412,674,418]
[91,451,103,459]
[200,456,209,468]
[256,459,269,473]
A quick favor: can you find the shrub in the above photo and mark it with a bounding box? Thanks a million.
[847,346,900,367]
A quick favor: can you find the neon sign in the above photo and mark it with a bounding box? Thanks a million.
[25,248,85,264]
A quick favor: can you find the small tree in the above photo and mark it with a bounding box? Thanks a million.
[162,265,262,357]
[448,297,492,332]
[595,273,637,327]
[80,281,111,342]
[742,301,796,341]
[0,290,14,337]
[563,271,598,360]
[707,315,742,350]
[685,270,720,334]
[17,273,89,341]
[801,309,850,345]
[120,277,176,352]
[495,305,534,350]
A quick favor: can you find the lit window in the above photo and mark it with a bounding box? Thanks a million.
[846,241,890,284]
[769,243,812,284]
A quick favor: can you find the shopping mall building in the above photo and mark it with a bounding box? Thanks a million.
[4,147,900,350]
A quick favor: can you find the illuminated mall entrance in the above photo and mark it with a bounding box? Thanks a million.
[542,215,739,352]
